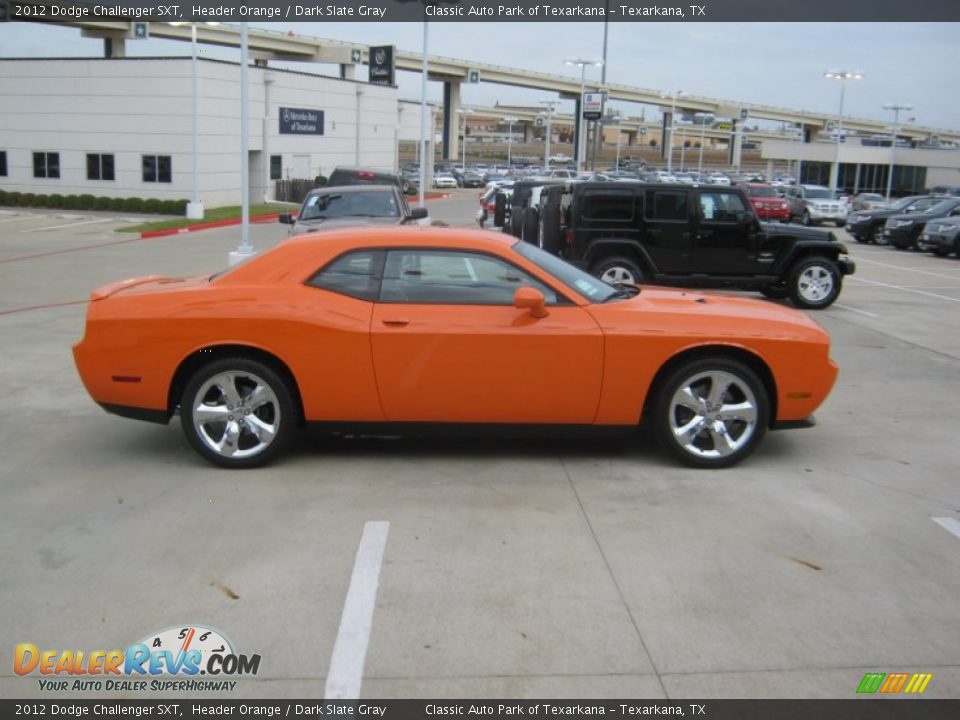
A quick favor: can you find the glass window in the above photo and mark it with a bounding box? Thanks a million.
[380,250,558,305]
[513,241,615,303]
[646,190,688,221]
[32,152,59,179]
[86,153,115,181]
[581,189,636,221]
[0,151,7,177]
[299,190,400,221]
[143,155,172,183]
[270,155,282,181]
[699,191,748,222]
[306,250,382,302]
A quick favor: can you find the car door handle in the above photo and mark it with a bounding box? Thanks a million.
[381,318,410,327]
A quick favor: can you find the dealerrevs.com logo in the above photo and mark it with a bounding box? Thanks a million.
[14,626,261,692]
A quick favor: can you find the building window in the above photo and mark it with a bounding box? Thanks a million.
[142,155,172,183]
[270,155,282,181]
[0,151,7,177]
[33,152,60,179]
[86,153,115,181]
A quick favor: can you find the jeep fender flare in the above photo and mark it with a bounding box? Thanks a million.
[581,239,656,275]
[769,239,850,276]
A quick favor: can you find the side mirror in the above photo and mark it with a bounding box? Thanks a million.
[407,207,428,220]
[514,287,549,319]
[278,213,294,225]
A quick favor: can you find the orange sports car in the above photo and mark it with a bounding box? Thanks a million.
[73,227,839,469]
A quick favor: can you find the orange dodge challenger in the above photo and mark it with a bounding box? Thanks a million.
[73,227,839,469]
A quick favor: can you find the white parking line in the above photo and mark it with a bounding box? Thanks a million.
[22,218,114,233]
[932,517,960,540]
[324,520,390,700]
[847,276,960,304]
[854,256,960,281]
[833,303,880,318]
[0,215,27,224]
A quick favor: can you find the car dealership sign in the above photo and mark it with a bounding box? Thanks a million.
[582,92,605,120]
[369,45,396,86]
[279,107,324,135]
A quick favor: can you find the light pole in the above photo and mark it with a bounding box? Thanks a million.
[565,58,603,173]
[503,116,517,168]
[458,108,473,173]
[662,90,683,176]
[228,22,253,266]
[418,19,429,208]
[695,112,712,175]
[613,111,622,170]
[883,103,913,200]
[824,70,863,194]
[679,124,687,172]
[538,100,558,171]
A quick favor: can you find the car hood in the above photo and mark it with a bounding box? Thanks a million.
[588,287,829,342]
[886,211,939,223]
[292,216,401,234]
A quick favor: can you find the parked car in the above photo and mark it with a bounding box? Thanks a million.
[317,166,417,196]
[531,181,855,309]
[846,195,942,244]
[851,192,890,212]
[433,173,459,189]
[917,216,960,257]
[459,172,486,188]
[278,186,427,236]
[738,183,791,222]
[883,197,960,249]
[781,185,848,226]
[73,227,840,469]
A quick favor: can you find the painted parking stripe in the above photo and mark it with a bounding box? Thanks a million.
[932,517,960,540]
[324,520,390,700]
[847,276,960,304]
[22,218,115,233]
[853,256,960,281]
[833,303,879,318]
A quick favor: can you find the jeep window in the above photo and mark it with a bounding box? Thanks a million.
[699,191,749,222]
[646,190,688,222]
[513,242,618,303]
[581,189,636,221]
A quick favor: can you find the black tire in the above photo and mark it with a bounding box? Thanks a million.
[835,220,846,228]
[540,196,563,254]
[180,357,296,469]
[521,207,539,244]
[870,223,888,245]
[802,210,814,226]
[932,246,950,258]
[760,285,789,300]
[590,255,644,286]
[652,357,769,469]
[788,256,842,309]
[493,193,506,228]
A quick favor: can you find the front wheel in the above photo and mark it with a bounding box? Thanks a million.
[871,224,888,245]
[652,358,769,468]
[802,210,813,226]
[180,358,296,468]
[788,256,842,309]
[591,256,644,285]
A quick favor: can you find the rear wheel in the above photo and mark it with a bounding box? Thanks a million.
[591,255,643,286]
[540,195,563,254]
[653,357,769,468]
[180,358,296,469]
[788,256,842,309]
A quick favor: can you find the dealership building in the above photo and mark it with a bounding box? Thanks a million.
[0,57,430,209]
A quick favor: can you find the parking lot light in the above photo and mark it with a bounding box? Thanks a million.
[565,58,603,173]
[503,116,518,168]
[538,100,559,171]
[883,103,913,201]
[662,90,683,176]
[695,112,713,174]
[824,70,864,194]
[458,108,474,173]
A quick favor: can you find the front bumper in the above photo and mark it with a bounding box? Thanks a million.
[807,206,848,222]
[917,230,958,252]
[883,226,920,248]
[838,257,857,276]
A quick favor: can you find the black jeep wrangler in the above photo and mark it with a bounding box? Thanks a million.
[525,182,856,309]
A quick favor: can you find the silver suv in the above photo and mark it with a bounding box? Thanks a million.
[781,184,848,227]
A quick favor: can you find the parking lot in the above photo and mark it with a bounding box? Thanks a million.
[1,193,959,699]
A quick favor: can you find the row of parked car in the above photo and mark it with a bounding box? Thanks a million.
[846,194,960,255]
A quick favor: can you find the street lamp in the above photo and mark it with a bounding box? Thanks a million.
[694,112,712,175]
[417,19,430,208]
[565,58,603,172]
[538,100,559,171]
[883,102,913,200]
[612,111,623,170]
[458,108,473,172]
[824,70,863,194]
[503,116,518,169]
[662,90,683,175]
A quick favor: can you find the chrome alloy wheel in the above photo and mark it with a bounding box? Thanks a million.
[796,264,835,304]
[599,265,638,285]
[668,370,759,460]
[191,371,280,460]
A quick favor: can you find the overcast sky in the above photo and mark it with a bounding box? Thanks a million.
[1,21,957,129]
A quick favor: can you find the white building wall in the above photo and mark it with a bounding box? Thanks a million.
[0,58,400,207]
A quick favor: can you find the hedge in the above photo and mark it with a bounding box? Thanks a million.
[0,190,188,215]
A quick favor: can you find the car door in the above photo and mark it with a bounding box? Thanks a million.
[640,187,693,273]
[370,248,604,423]
[691,188,766,274]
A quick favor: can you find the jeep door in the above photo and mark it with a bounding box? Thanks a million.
[692,189,766,274]
[641,187,694,273]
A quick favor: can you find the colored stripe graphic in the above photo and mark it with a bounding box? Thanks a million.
[857,673,885,693]
[904,673,933,694]
[880,673,909,693]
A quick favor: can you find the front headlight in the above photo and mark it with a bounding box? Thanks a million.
[892,219,914,228]
[926,224,943,233]
[849,213,864,222]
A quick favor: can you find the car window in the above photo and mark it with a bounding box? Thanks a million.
[581,189,636,221]
[380,250,558,305]
[300,191,399,221]
[699,191,748,222]
[645,190,688,221]
[306,250,382,301]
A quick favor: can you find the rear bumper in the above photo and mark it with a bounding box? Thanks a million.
[772,415,816,430]
[838,258,856,276]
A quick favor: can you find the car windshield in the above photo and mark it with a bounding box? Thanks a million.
[299,191,399,221]
[892,196,923,210]
[928,200,959,215]
[512,241,619,303]
[748,186,778,197]
[804,188,834,199]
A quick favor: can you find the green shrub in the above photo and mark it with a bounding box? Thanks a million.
[0,190,7,205]
[93,196,111,211]
[124,197,144,212]
[47,194,64,208]
[20,193,37,207]
[62,195,79,209]
[159,200,179,215]
[7,192,23,206]
[142,198,162,214]
[34,195,49,207]
[109,197,126,211]
[77,194,96,210]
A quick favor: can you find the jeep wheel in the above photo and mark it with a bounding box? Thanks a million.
[871,224,888,245]
[591,256,643,285]
[521,207,539,244]
[788,257,842,309]
[540,195,563,254]
[653,357,769,469]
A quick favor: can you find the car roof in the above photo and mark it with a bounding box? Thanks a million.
[306,185,395,196]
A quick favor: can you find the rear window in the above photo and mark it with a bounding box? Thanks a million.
[327,170,398,188]
[580,189,636,221]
